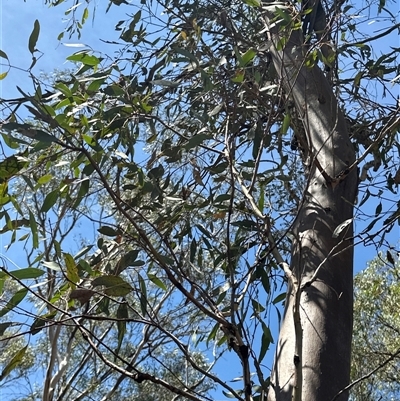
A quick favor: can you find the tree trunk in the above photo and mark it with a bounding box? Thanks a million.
[263,5,358,401]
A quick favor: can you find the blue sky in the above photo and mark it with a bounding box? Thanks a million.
[0,0,399,400]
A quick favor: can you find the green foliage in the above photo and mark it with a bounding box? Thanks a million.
[351,253,400,400]
[0,0,398,400]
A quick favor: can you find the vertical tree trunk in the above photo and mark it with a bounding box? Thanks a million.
[263,5,358,401]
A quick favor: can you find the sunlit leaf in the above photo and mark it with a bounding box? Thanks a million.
[242,0,261,6]
[67,52,100,66]
[332,218,353,238]
[0,345,28,381]
[5,268,45,280]
[148,273,167,291]
[281,113,290,134]
[240,48,257,66]
[0,288,28,318]
[64,253,79,288]
[42,261,61,271]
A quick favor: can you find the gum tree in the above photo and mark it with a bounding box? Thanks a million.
[0,1,398,400]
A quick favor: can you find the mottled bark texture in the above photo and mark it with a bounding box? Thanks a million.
[263,4,358,401]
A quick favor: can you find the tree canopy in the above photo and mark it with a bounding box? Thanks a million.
[351,254,400,401]
[0,0,399,400]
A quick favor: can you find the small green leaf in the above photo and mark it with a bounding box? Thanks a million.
[98,226,119,237]
[40,189,59,213]
[138,274,147,315]
[258,185,265,211]
[275,7,292,23]
[251,298,266,313]
[175,48,199,65]
[64,253,79,288]
[37,174,53,185]
[148,273,167,291]
[222,390,237,399]
[92,275,133,297]
[214,194,231,203]
[67,52,100,66]
[332,218,353,238]
[231,70,245,83]
[7,268,44,280]
[0,72,8,80]
[273,292,286,305]
[0,288,28,318]
[0,50,9,60]
[116,301,128,355]
[281,114,291,134]
[240,48,257,67]
[0,345,28,381]
[82,7,89,24]
[259,322,273,362]
[276,37,288,51]
[28,20,40,54]
[0,155,27,182]
[242,0,261,6]
[207,322,220,345]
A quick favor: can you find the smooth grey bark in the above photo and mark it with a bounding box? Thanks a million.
[263,5,358,401]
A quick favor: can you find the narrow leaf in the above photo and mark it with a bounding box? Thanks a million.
[0,288,28,318]
[28,20,40,54]
[0,50,9,60]
[64,253,79,288]
[0,345,28,381]
[148,273,167,291]
[332,218,353,238]
[116,301,128,355]
[98,226,119,237]
[0,322,17,335]
[40,189,59,213]
[241,48,257,66]
[29,210,39,249]
[138,274,147,315]
[7,268,44,280]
